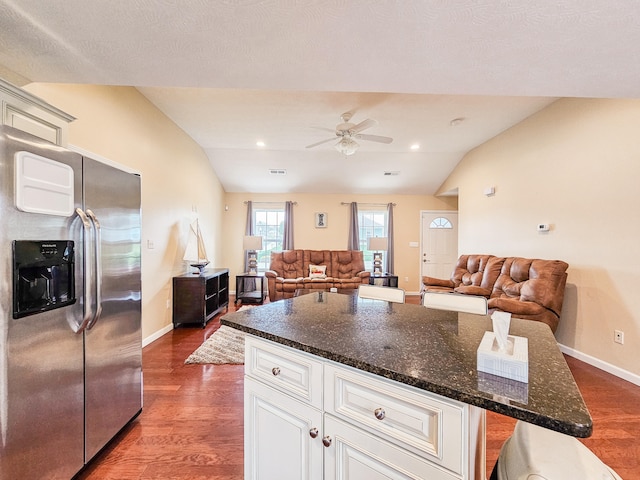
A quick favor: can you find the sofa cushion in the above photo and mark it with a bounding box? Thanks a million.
[270,250,304,279]
[331,250,365,279]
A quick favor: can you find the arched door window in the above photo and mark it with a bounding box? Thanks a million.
[429,217,453,229]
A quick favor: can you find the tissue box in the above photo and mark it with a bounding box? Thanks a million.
[477,331,529,383]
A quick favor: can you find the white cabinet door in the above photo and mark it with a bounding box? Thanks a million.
[245,377,323,480]
[324,416,457,480]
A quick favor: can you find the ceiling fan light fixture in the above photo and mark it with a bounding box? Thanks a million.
[335,137,359,156]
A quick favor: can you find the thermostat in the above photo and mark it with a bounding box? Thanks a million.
[537,223,550,232]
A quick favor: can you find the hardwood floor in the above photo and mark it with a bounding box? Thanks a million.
[77,295,640,480]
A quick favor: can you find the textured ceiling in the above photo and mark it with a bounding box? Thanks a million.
[1,0,638,194]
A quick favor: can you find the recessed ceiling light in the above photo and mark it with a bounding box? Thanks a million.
[410,143,420,150]
[256,141,266,147]
[450,117,465,127]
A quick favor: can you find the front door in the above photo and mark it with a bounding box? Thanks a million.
[420,211,458,279]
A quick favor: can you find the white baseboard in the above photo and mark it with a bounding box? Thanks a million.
[559,343,640,386]
[143,323,174,348]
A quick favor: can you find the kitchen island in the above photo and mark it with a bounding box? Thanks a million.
[222,292,592,480]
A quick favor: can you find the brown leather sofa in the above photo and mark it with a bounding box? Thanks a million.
[265,250,370,301]
[422,254,569,332]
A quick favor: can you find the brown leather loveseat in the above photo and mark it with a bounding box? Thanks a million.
[265,250,370,301]
[422,254,569,332]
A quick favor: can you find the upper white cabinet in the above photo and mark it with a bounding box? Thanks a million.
[0,78,74,146]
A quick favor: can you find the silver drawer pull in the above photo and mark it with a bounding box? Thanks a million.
[272,367,281,376]
[374,407,386,420]
[322,436,332,447]
[309,427,319,439]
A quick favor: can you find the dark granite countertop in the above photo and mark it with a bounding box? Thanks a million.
[221,292,592,438]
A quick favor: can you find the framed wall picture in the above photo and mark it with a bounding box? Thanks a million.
[315,212,327,228]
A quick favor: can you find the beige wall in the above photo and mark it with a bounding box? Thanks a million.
[23,83,225,342]
[222,193,457,293]
[439,98,640,378]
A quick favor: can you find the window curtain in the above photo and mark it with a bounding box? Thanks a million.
[244,201,256,290]
[282,201,294,250]
[347,202,360,250]
[385,202,395,274]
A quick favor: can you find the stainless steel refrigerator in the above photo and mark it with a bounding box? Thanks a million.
[0,125,142,479]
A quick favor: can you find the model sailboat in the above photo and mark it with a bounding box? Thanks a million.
[184,217,209,274]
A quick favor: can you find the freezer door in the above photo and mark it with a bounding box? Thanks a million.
[82,157,142,461]
[0,126,85,479]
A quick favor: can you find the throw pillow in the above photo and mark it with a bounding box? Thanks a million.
[309,264,327,278]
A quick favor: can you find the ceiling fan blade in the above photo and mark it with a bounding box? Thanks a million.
[306,137,337,149]
[350,118,378,133]
[310,126,337,133]
[355,133,393,144]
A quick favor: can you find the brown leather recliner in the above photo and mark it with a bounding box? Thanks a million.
[488,257,569,333]
[422,254,569,332]
[265,249,369,301]
[422,254,505,298]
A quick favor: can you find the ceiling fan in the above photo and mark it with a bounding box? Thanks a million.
[305,112,393,156]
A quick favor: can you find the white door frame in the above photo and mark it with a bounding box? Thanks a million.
[419,210,459,281]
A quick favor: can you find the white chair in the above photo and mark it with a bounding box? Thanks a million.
[357,284,405,303]
[422,291,488,315]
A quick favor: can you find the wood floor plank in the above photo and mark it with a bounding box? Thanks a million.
[76,295,640,480]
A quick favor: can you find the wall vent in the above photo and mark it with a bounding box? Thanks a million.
[383,171,400,176]
[269,169,287,175]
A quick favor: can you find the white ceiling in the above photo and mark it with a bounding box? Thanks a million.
[1,0,638,195]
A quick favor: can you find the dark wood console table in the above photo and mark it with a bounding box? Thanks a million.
[172,268,229,328]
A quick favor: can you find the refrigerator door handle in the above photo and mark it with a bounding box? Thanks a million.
[75,207,95,333]
[86,209,103,330]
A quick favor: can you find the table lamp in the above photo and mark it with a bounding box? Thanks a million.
[367,236,388,276]
[243,235,263,275]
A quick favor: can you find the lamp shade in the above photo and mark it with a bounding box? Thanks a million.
[367,236,388,251]
[243,235,263,251]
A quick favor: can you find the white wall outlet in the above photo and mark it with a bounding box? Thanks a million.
[147,239,155,249]
[537,223,550,232]
[166,298,170,309]
[404,277,409,282]
[614,330,624,344]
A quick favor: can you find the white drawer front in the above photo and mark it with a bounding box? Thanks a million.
[245,335,323,409]
[325,363,465,475]
[325,416,459,480]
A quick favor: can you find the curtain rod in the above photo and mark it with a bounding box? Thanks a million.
[341,202,396,206]
[243,201,298,205]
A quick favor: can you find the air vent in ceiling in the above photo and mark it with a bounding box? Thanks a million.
[384,171,400,176]
[269,169,287,175]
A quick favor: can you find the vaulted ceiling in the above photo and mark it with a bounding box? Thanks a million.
[1,1,638,194]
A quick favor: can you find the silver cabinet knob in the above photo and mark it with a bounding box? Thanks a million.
[309,427,319,438]
[322,436,332,447]
[271,367,280,376]
[374,408,386,420]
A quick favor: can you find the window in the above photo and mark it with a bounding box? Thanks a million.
[253,207,285,272]
[430,217,453,229]
[358,209,388,270]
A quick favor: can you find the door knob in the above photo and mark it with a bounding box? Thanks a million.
[322,436,332,447]
[271,367,280,376]
[309,427,319,439]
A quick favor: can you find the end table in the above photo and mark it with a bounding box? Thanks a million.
[235,273,267,305]
[369,273,399,288]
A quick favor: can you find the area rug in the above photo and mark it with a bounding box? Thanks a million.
[184,308,249,365]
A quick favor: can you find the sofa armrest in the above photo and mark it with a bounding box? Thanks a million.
[264,270,278,279]
[422,276,454,288]
[356,271,371,280]
[454,285,492,297]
